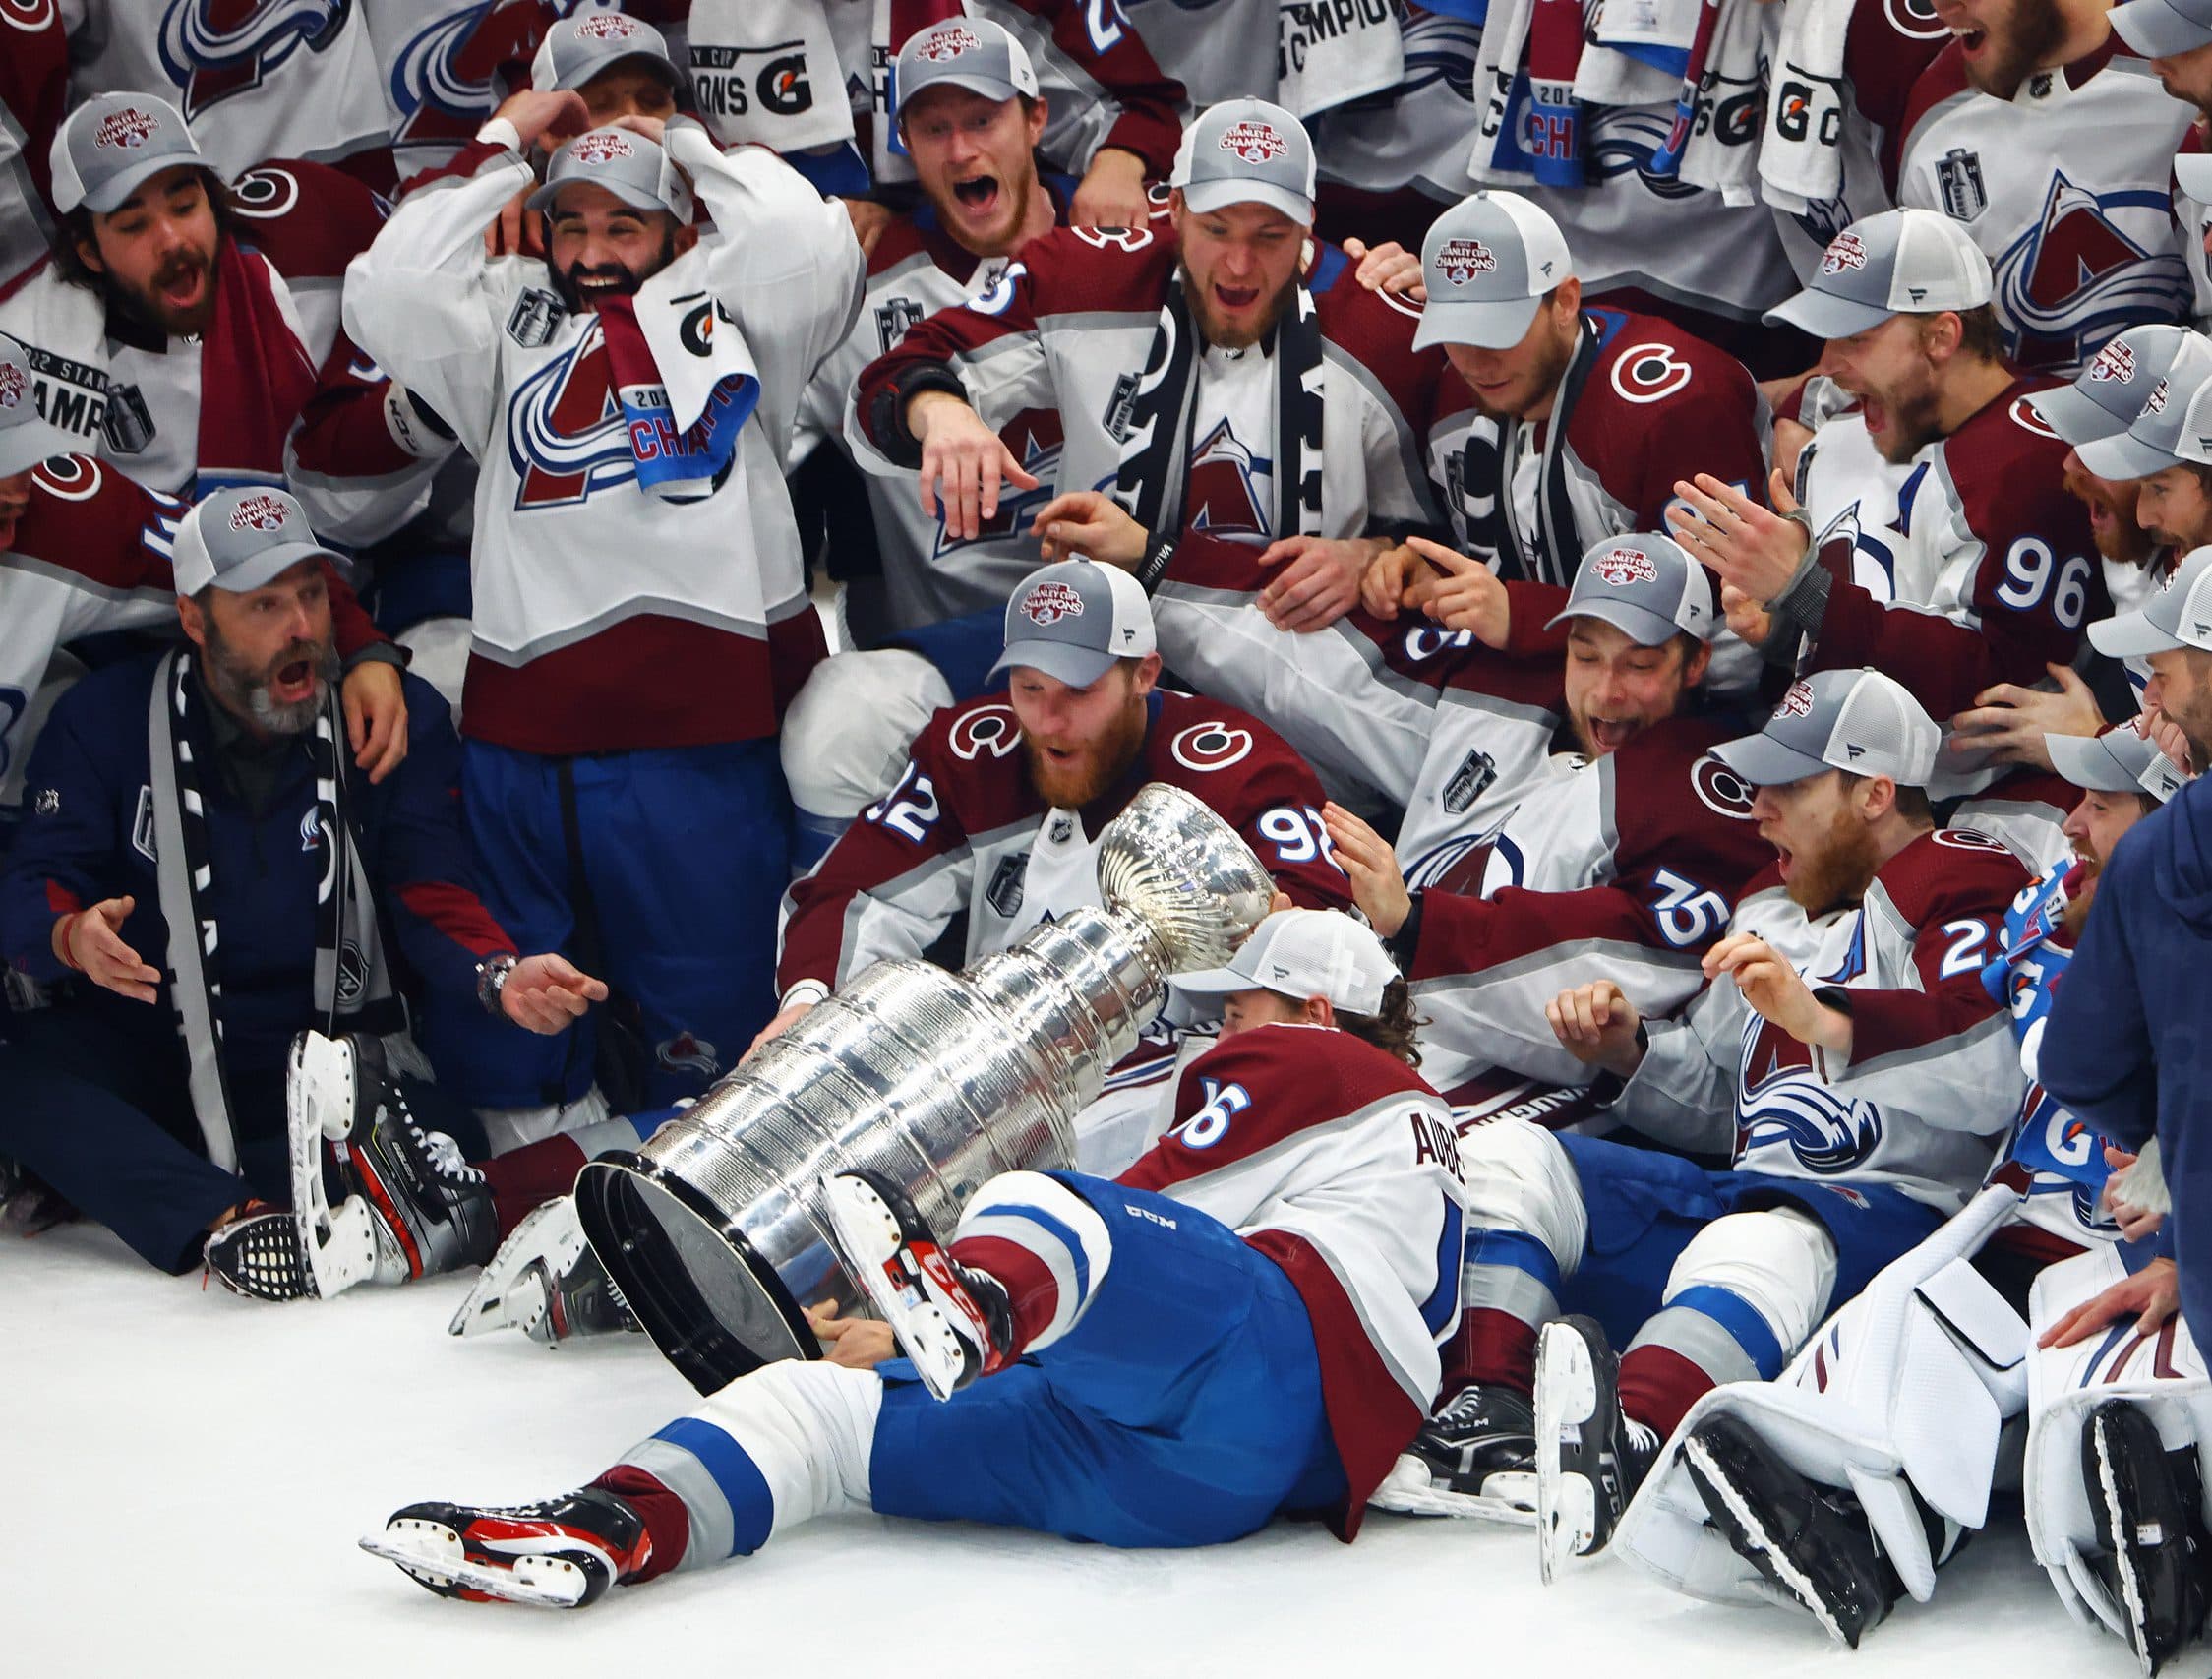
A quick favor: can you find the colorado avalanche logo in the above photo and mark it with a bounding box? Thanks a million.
[0,362,23,411]
[94,106,161,150]
[1,0,63,32]
[1777,680,1817,719]
[389,2,540,149]
[1219,121,1287,165]
[158,0,351,119]
[1170,721,1254,772]
[1432,238,1497,286]
[229,492,290,532]
[1692,754,1758,820]
[656,1032,721,1077]
[507,322,636,510]
[917,24,983,58]
[1883,0,1947,39]
[1022,580,1085,625]
[1991,172,2191,371]
[1595,547,1656,586]
[1183,417,1271,540]
[1820,231,1869,275]
[1737,1015,1884,1174]
[949,703,1020,760]
[2086,340,2136,385]
[570,131,635,166]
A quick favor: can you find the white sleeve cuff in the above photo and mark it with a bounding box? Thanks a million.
[475,116,524,152]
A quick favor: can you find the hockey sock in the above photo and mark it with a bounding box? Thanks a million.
[1453,1228,1564,1399]
[479,1136,589,1240]
[1616,1345,1717,1438]
[588,1465,690,1584]
[946,1171,1114,1355]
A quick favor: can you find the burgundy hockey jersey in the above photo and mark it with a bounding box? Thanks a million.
[776,688,1354,993]
[0,0,66,302]
[1119,1021,1469,1535]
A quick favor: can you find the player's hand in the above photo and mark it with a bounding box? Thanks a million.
[499,953,609,1035]
[1757,366,1820,410]
[807,1300,899,1369]
[1667,469,1809,606]
[2039,1255,2179,1348]
[482,185,545,259]
[57,897,161,1004]
[1546,980,1645,1078]
[610,112,667,146]
[1342,237,1426,302]
[492,89,594,152]
[1320,802,1409,937]
[840,197,894,260]
[1256,536,1380,632]
[1705,933,1850,1051]
[2138,706,2197,777]
[1359,542,1422,620]
[1031,490,1148,569]
[1947,664,2102,770]
[1402,535,1511,648]
[742,999,815,1064]
[1720,582,1773,648]
[911,392,1038,543]
[1771,416,1814,489]
[1069,148,1150,230]
[340,659,408,785]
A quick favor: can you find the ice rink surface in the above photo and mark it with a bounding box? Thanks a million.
[6,1221,2166,1679]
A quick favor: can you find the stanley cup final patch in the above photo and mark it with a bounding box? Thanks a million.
[508,286,568,348]
[1936,148,1987,222]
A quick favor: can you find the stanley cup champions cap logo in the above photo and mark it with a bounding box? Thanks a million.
[570,131,636,165]
[576,13,638,39]
[1432,238,1497,285]
[1821,231,1869,275]
[1023,580,1086,625]
[1219,120,1287,164]
[1596,547,1657,586]
[229,492,291,533]
[95,106,159,150]
[1777,679,1817,719]
[2088,341,2136,385]
[0,364,23,411]
[918,24,983,57]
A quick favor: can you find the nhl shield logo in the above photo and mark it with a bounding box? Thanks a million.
[228,492,290,533]
[918,24,982,58]
[1023,580,1085,625]
[576,13,637,40]
[1219,120,1287,165]
[1595,547,1657,586]
[570,131,635,166]
[1819,232,1868,275]
[1777,680,1817,719]
[335,943,368,1009]
[2087,340,2136,385]
[1432,238,1497,287]
[1936,148,1987,222]
[0,362,22,411]
[95,105,159,150]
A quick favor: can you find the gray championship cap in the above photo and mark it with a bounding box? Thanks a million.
[49,93,211,217]
[1172,908,1400,1017]
[527,126,694,223]
[2046,726,2188,805]
[2088,544,2212,657]
[2113,0,2212,56]
[1763,209,1993,341]
[0,331,74,477]
[530,12,681,95]
[2024,324,2191,446]
[894,17,1040,110]
[988,559,1157,688]
[1169,98,1315,225]
[171,487,338,597]
[1413,191,1576,352]
[1712,667,1942,789]
[2077,331,2212,481]
[1545,533,1714,645]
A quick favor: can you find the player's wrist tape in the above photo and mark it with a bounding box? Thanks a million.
[1133,533,1176,594]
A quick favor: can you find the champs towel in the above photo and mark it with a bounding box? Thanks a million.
[597,289,759,502]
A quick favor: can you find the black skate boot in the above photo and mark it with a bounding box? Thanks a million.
[820,1169,1014,1401]
[449,1196,638,1346]
[363,1486,651,1609]
[2083,1398,2210,1675]
[1681,1413,1900,1648]
[1534,1314,1660,1581]
[1370,1384,1539,1521]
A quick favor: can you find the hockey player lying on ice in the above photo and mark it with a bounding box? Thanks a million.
[361,909,1472,1606]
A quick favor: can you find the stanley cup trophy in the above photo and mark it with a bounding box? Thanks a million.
[574,783,1276,1394]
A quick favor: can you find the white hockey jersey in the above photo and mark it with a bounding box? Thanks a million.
[1610,827,2030,1214]
[343,122,862,756]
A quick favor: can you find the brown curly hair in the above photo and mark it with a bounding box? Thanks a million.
[1335,978,1426,1069]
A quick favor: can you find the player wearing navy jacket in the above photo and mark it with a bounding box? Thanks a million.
[362,909,1472,1607]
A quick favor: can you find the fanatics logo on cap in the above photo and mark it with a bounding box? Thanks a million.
[0,364,23,411]
[1023,580,1086,625]
[1595,547,1657,586]
[228,493,290,534]
[95,106,159,150]
[1219,120,1287,164]
[918,24,984,58]
[576,14,638,39]
[1778,680,1817,719]
[2146,378,2172,416]
[1820,232,1869,275]
[2088,341,2136,385]
[1432,238,1498,285]
[570,132,636,165]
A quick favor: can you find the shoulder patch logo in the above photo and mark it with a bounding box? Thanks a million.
[507,286,566,348]
[1022,580,1085,625]
[1219,120,1286,165]
[1819,231,1868,275]
[1169,720,1253,772]
[1935,148,1987,223]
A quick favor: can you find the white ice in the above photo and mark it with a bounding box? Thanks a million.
[5,1222,2156,1678]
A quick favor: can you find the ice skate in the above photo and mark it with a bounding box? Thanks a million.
[2084,1398,2209,1675]
[204,1202,316,1301]
[1681,1412,1899,1648]
[1534,1314,1657,1581]
[450,1196,637,1345]
[364,1486,650,1609]
[820,1169,1012,1402]
[1368,1384,1539,1523]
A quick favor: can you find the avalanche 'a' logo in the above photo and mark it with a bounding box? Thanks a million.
[1182,417,1271,541]
[389,1,543,150]
[157,0,351,118]
[1735,1013,1885,1175]
[506,321,635,510]
[1993,172,2192,371]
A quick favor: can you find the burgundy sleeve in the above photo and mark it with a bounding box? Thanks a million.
[1008,0,1187,179]
[1406,881,1675,981]
[853,259,1046,458]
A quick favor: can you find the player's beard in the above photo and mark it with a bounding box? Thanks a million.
[2063,456,2157,565]
[1458,322,1577,423]
[1781,806,1883,917]
[1180,259,1297,353]
[107,243,219,339]
[553,230,679,315]
[1958,0,2065,100]
[1022,693,1149,810]
[201,619,340,737]
[1857,367,1945,466]
[2061,860,2101,937]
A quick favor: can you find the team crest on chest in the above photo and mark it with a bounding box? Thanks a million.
[157,0,350,119]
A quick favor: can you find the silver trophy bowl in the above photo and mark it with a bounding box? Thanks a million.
[574,783,1274,1392]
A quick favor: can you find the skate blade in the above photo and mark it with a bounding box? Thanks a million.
[1366,1456,1538,1525]
[1681,1433,1852,1648]
[2090,1410,2160,1677]
[1535,1322,1600,1585]
[451,1199,585,1340]
[360,1531,587,1609]
[290,1030,359,1142]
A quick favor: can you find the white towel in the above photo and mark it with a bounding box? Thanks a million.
[1278,0,1406,118]
[685,0,858,155]
[1760,0,1856,210]
[1668,0,1768,207]
[1576,0,1704,107]
[1466,0,1536,182]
